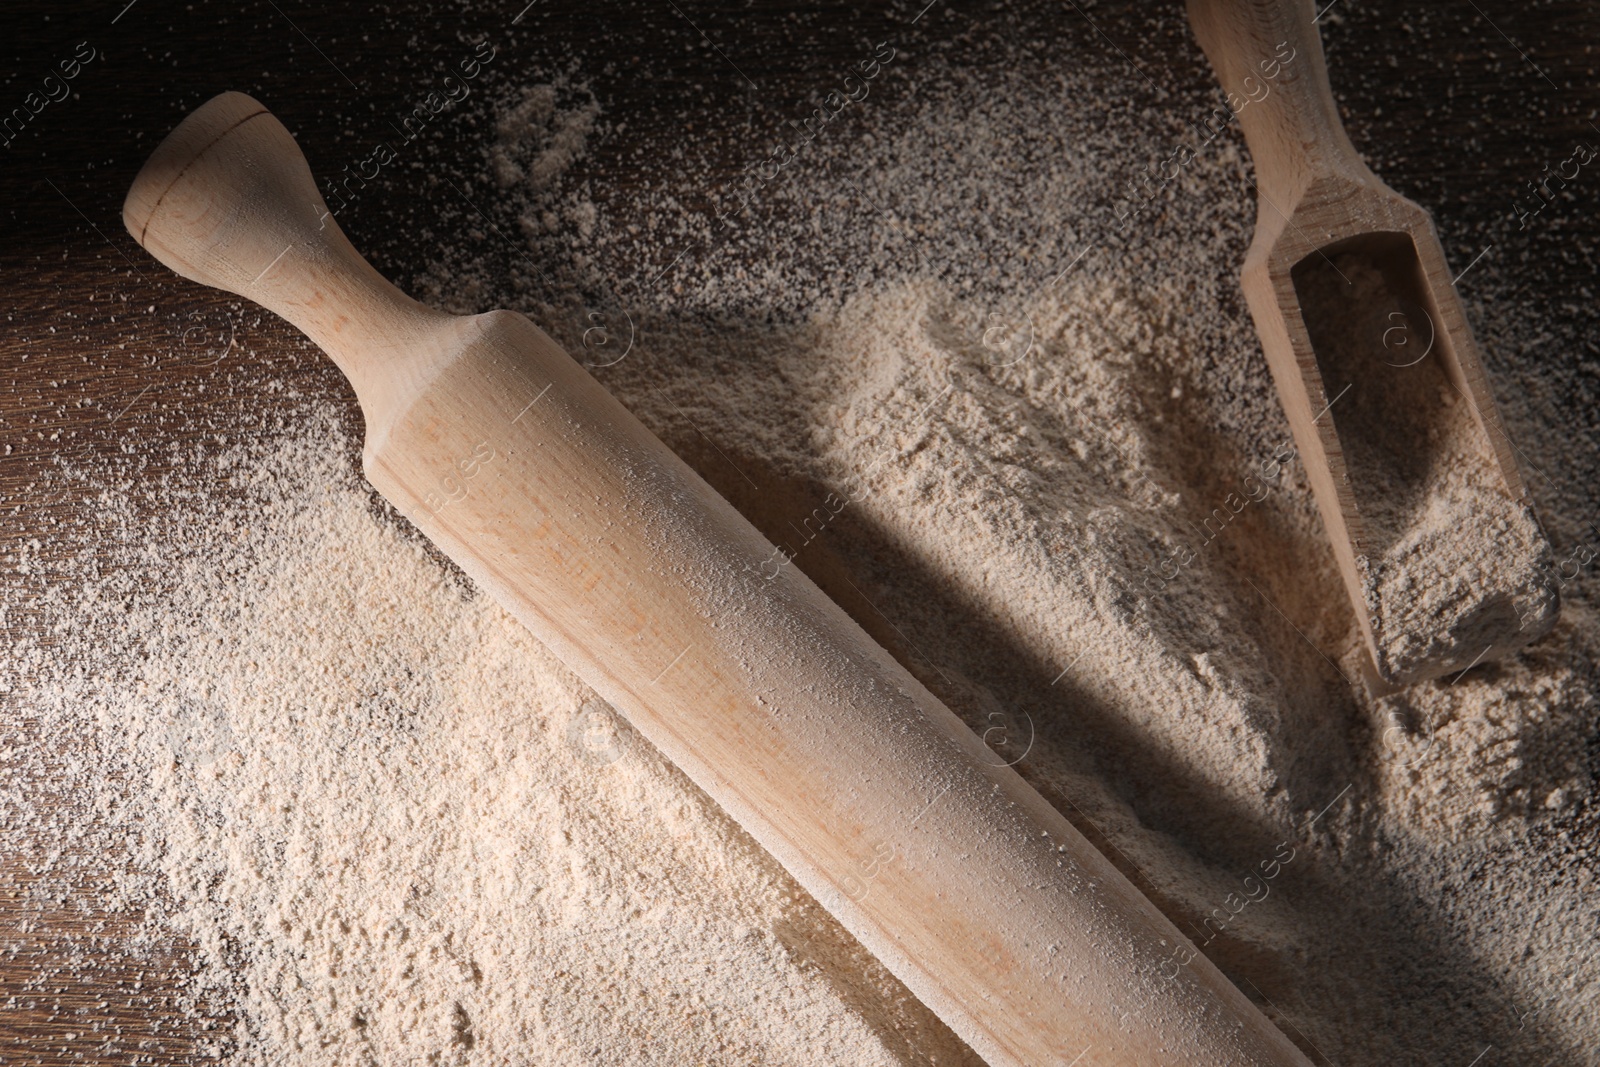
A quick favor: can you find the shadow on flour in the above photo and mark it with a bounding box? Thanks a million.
[769,898,987,1067]
[641,322,1582,1067]
[409,254,1589,1062]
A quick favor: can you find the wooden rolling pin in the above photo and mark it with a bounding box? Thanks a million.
[1188,0,1559,683]
[123,91,1314,1067]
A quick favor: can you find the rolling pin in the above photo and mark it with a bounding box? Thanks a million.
[123,91,1314,1067]
[1187,0,1559,683]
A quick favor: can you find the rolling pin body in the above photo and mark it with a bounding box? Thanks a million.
[124,92,1313,1067]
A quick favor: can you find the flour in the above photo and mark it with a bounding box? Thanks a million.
[1293,246,1559,682]
[6,16,1599,1067]
[5,414,978,1066]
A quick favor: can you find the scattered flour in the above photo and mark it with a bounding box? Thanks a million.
[6,9,1599,1067]
[5,413,979,1066]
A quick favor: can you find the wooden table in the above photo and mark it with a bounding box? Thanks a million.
[3,1,1597,1063]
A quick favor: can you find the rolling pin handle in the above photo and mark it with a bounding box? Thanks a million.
[122,91,449,416]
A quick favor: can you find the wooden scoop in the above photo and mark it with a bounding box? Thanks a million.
[1187,0,1559,684]
[124,93,1316,1067]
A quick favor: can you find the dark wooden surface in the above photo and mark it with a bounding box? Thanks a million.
[3,1,1598,1064]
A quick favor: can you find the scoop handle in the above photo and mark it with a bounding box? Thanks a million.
[1186,0,1373,205]
[122,91,452,422]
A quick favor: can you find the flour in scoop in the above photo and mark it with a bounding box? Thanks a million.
[1293,247,1559,681]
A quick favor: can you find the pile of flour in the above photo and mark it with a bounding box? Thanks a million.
[7,414,973,1065]
[1293,247,1559,682]
[6,14,1598,1067]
